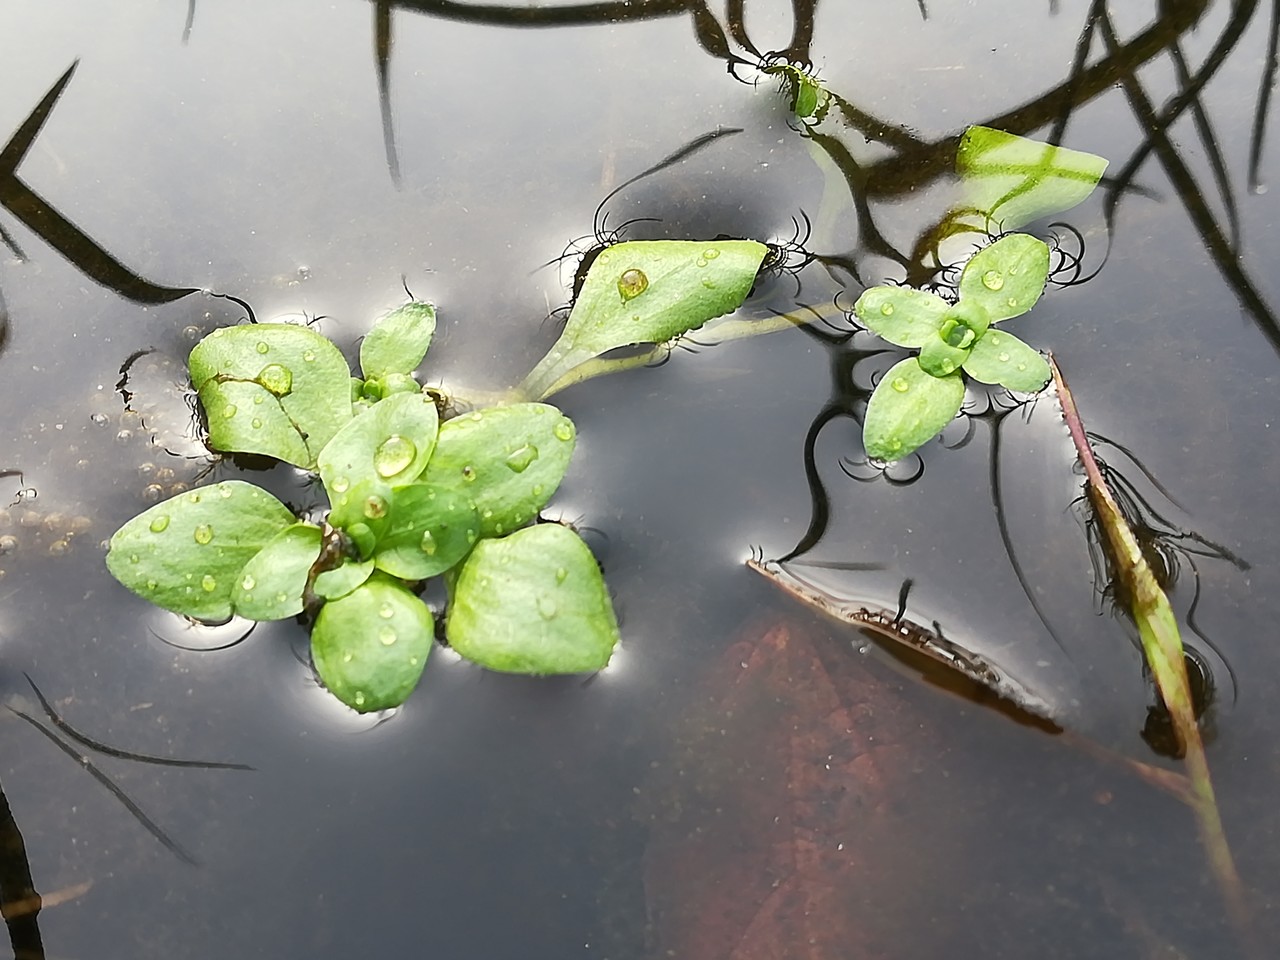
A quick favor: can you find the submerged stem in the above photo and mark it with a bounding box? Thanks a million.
[1050,354,1253,950]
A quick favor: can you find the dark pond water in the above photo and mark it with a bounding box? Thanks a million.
[3,1,1280,957]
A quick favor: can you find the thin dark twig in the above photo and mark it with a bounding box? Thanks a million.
[23,675,253,771]
[7,707,197,866]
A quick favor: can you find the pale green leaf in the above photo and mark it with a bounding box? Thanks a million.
[359,300,436,379]
[446,524,619,675]
[317,391,439,499]
[313,556,374,600]
[957,234,1050,322]
[419,403,576,539]
[106,481,297,621]
[958,125,1108,231]
[853,286,948,347]
[312,574,433,712]
[189,324,352,469]
[962,329,1049,392]
[862,358,965,461]
[373,483,480,581]
[520,239,767,399]
[232,522,322,621]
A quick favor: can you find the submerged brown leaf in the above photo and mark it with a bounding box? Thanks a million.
[635,619,971,960]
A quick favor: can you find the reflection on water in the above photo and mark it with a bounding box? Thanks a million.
[0,1,1279,957]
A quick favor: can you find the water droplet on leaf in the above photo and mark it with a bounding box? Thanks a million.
[257,363,293,397]
[149,515,170,533]
[537,596,558,620]
[201,574,217,592]
[255,341,270,355]
[363,495,388,520]
[981,270,1004,290]
[194,524,213,544]
[555,567,568,584]
[880,303,894,316]
[891,377,910,393]
[332,477,350,494]
[461,465,477,482]
[374,435,416,478]
[703,248,720,260]
[222,404,238,419]
[553,421,574,442]
[419,531,437,555]
[378,626,397,646]
[998,352,1010,362]
[504,444,539,473]
[617,268,649,301]
[241,574,256,591]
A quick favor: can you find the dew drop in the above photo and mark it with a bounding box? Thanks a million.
[505,444,538,473]
[617,268,649,301]
[343,652,354,663]
[222,403,238,419]
[187,491,202,504]
[354,691,366,707]
[193,524,213,544]
[419,531,437,555]
[302,350,316,362]
[998,352,1010,362]
[939,359,955,374]
[891,377,910,393]
[145,579,158,591]
[257,363,293,397]
[219,484,234,498]
[532,483,545,497]
[880,302,894,316]
[241,574,256,591]
[363,495,388,520]
[255,341,270,354]
[981,270,1004,291]
[129,553,140,564]
[374,435,416,478]
[251,418,263,429]
[1006,297,1018,309]
[466,529,477,544]
[555,567,568,584]
[553,421,574,442]
[461,465,477,482]
[378,626,397,646]
[695,257,708,267]
[537,596,558,620]
[1016,362,1027,371]
[149,515,170,533]
[378,602,395,619]
[201,574,217,592]
[275,592,287,603]
[701,277,716,289]
[331,476,350,494]
[703,248,720,260]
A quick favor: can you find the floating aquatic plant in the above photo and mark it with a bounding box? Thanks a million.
[108,302,620,713]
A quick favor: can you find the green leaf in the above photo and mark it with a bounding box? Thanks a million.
[327,477,393,548]
[862,358,965,461]
[313,557,375,600]
[446,524,619,675]
[957,125,1108,231]
[962,329,1049,392]
[106,481,297,621]
[957,234,1050,323]
[853,286,949,347]
[520,239,768,399]
[419,403,576,539]
[311,574,433,712]
[232,522,322,621]
[918,333,971,378]
[373,483,480,581]
[359,300,436,379]
[189,323,353,469]
[317,391,439,499]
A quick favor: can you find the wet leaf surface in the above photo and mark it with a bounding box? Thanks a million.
[359,299,436,379]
